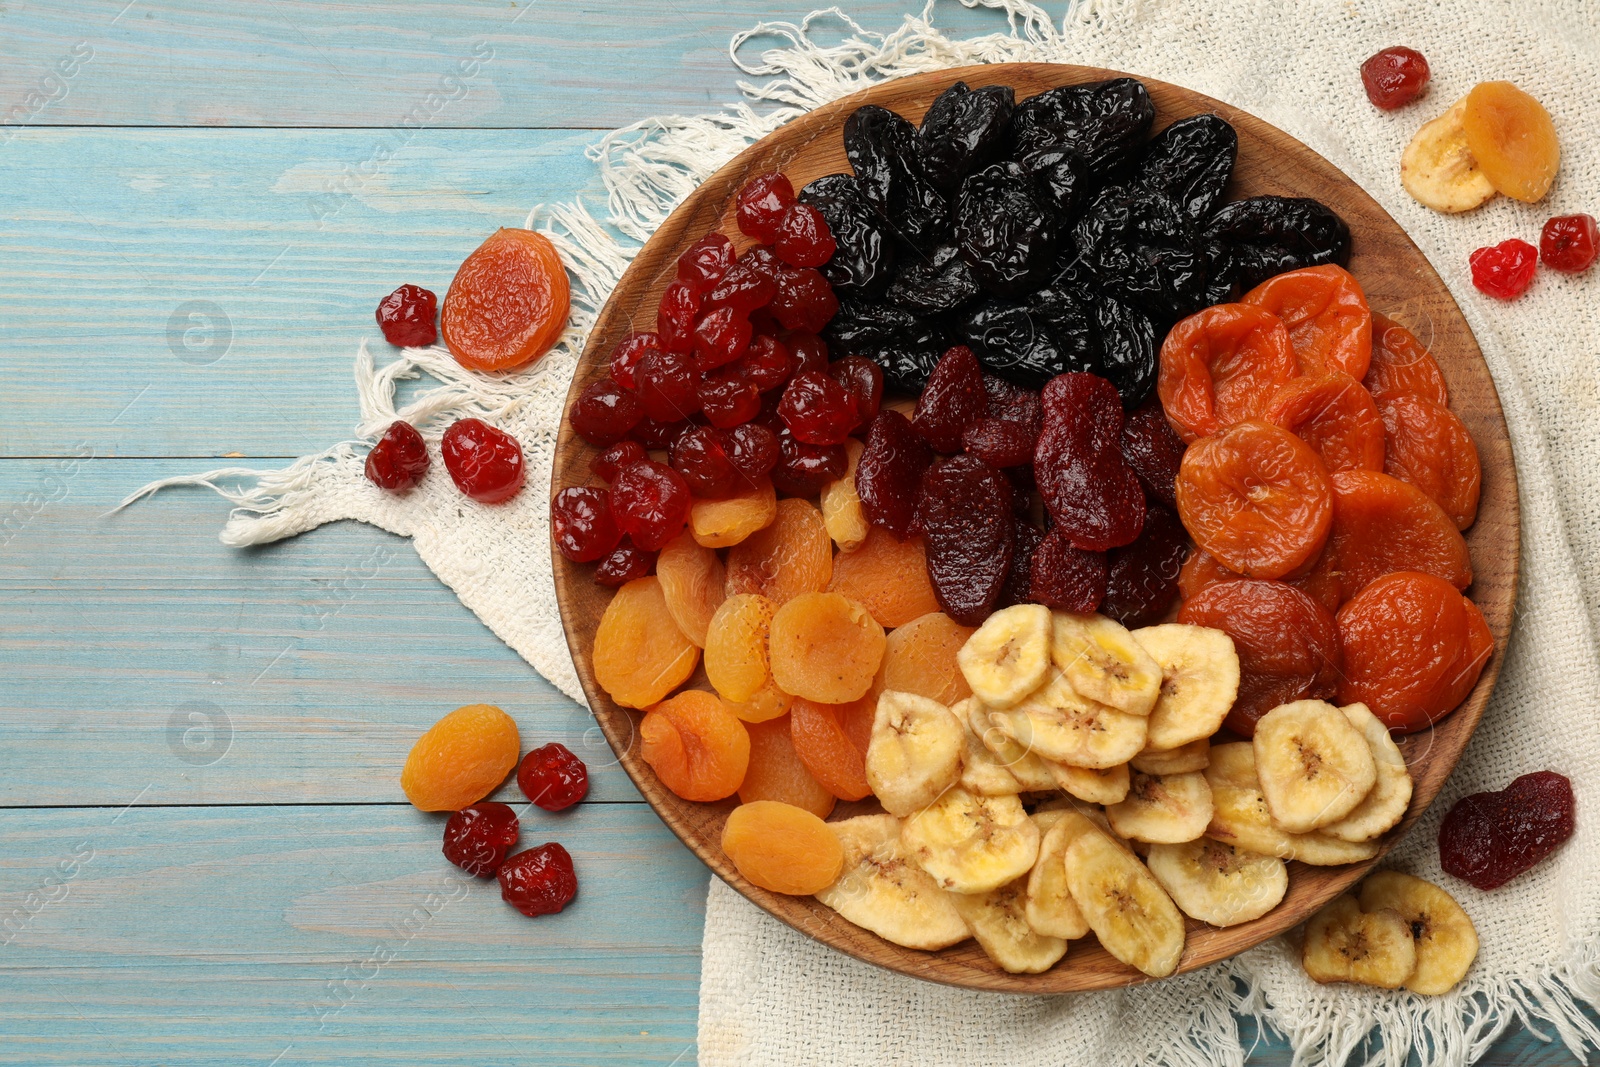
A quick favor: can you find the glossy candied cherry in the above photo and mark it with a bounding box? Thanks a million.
[376,284,439,347]
[677,232,736,293]
[442,418,525,503]
[656,280,701,354]
[591,440,646,482]
[726,422,780,480]
[611,459,691,550]
[551,486,621,562]
[595,539,655,586]
[770,267,840,333]
[609,331,660,391]
[698,374,762,428]
[774,203,837,269]
[772,431,847,496]
[364,420,430,491]
[737,172,796,242]
[633,348,701,423]
[1540,214,1598,273]
[630,415,691,450]
[737,335,793,392]
[785,331,829,376]
[568,378,643,447]
[498,842,578,917]
[517,742,589,811]
[671,425,739,498]
[692,306,754,373]
[778,369,857,446]
[1470,239,1538,300]
[1360,47,1430,110]
[442,801,519,877]
[705,255,778,315]
[829,356,883,431]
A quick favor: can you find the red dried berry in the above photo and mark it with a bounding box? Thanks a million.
[1470,239,1538,300]
[551,486,621,562]
[364,420,430,491]
[919,454,1015,625]
[705,254,779,316]
[442,802,519,877]
[726,422,780,481]
[1540,214,1599,273]
[591,440,647,483]
[611,459,691,550]
[630,415,691,451]
[441,418,525,503]
[912,346,987,452]
[778,369,857,445]
[736,335,793,392]
[784,331,830,376]
[692,306,754,373]
[961,417,1035,468]
[633,348,701,423]
[736,172,796,243]
[1120,399,1187,510]
[656,281,702,354]
[1028,528,1107,613]
[1000,520,1044,608]
[498,842,578,917]
[856,410,935,539]
[1439,770,1575,891]
[1360,46,1430,110]
[771,431,847,497]
[1036,373,1145,551]
[774,203,837,268]
[517,742,590,811]
[677,232,736,293]
[671,425,740,498]
[376,284,439,348]
[609,332,661,391]
[829,356,884,432]
[568,377,644,447]
[698,374,762,428]
[595,539,656,586]
[1101,503,1189,627]
[983,375,1043,437]
[770,267,840,333]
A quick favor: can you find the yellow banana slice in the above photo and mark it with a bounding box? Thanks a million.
[1048,760,1131,805]
[1132,738,1211,775]
[1253,700,1377,833]
[1401,97,1498,214]
[957,604,1052,709]
[902,787,1040,895]
[1358,870,1478,995]
[952,877,1069,974]
[1320,703,1414,843]
[987,669,1148,769]
[1051,612,1163,716]
[1205,743,1381,866]
[953,697,1058,795]
[1146,838,1287,927]
[1106,770,1214,844]
[1132,624,1239,750]
[1024,814,1093,939]
[865,691,964,817]
[815,814,970,951]
[1064,830,1186,977]
[1301,894,1416,988]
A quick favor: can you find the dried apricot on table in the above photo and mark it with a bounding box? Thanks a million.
[690,477,778,548]
[1326,469,1472,597]
[1461,81,1560,203]
[1176,420,1333,580]
[401,703,521,812]
[1242,265,1372,380]
[1178,579,1341,736]
[827,528,939,628]
[640,690,750,802]
[1336,571,1491,732]
[872,611,976,706]
[724,496,832,604]
[721,800,844,895]
[442,228,570,372]
[1264,372,1386,474]
[655,532,727,647]
[1378,395,1481,530]
[769,592,886,703]
[704,593,777,705]
[1365,312,1450,405]
[592,576,700,708]
[790,697,873,801]
[738,716,836,817]
[1157,303,1298,443]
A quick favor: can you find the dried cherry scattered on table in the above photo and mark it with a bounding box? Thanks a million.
[1540,214,1598,273]
[1470,239,1538,300]
[365,420,430,491]
[442,802,520,877]
[1360,47,1430,110]
[1439,771,1575,891]
[918,454,1015,625]
[518,742,589,811]
[442,418,526,503]
[499,842,578,917]
[376,284,438,348]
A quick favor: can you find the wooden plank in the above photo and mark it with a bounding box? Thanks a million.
[0,1,1011,130]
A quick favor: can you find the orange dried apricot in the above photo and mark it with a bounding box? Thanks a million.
[769,592,886,703]
[592,576,700,708]
[690,478,778,548]
[442,228,570,372]
[704,593,776,705]
[1461,81,1560,203]
[790,697,872,801]
[1326,470,1472,598]
[1175,420,1333,580]
[1157,303,1299,443]
[821,438,869,551]
[655,532,726,647]
[725,497,832,604]
[1365,313,1450,405]
[721,800,844,895]
[738,716,836,818]
[1242,265,1373,380]
[400,703,521,811]
[639,689,750,802]
[872,611,975,706]
[1378,395,1481,530]
[726,680,794,724]
[1264,372,1386,474]
[827,528,941,628]
[1179,545,1343,614]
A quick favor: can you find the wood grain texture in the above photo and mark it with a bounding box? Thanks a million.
[553,64,1520,993]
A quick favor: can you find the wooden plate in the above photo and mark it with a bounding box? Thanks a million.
[552,64,1519,992]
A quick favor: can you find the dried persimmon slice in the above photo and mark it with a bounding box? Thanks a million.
[1378,394,1481,530]
[1365,313,1450,405]
[1263,372,1386,473]
[1175,420,1333,580]
[1326,470,1472,598]
[1242,265,1373,380]
[1158,304,1299,443]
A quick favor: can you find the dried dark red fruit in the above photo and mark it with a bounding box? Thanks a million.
[778,369,856,446]
[912,346,987,452]
[569,378,644,447]
[611,459,691,551]
[737,172,797,243]
[630,415,691,451]
[1001,520,1044,608]
[1028,528,1107,613]
[594,539,656,586]
[498,842,578,917]
[774,203,838,268]
[918,454,1015,625]
[1101,502,1189,627]
[829,356,884,433]
[856,410,935,539]
[442,802,519,877]
[785,331,830,376]
[705,254,779,316]
[726,422,780,481]
[656,280,702,353]
[770,267,840,334]
[1540,214,1598,273]
[982,375,1043,439]
[961,417,1035,468]
[1035,373,1145,551]
[442,418,526,503]
[364,420,430,492]
[670,425,739,498]
[551,486,621,562]
[698,374,762,428]
[609,332,661,391]
[518,742,589,811]
[1469,239,1538,300]
[376,284,439,348]
[771,431,847,496]
[1439,770,1575,890]
[737,334,793,392]
[591,440,646,483]
[633,348,701,423]
[1360,47,1430,110]
[1120,399,1187,509]
[677,232,736,293]
[692,307,754,374]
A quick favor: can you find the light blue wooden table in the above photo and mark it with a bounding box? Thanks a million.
[0,3,1588,1063]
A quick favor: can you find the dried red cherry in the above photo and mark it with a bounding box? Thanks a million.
[829,356,883,431]
[961,417,1035,468]
[591,440,647,483]
[1470,239,1538,300]
[633,348,701,423]
[551,486,621,562]
[698,374,762,428]
[692,307,754,374]
[770,267,840,333]
[705,254,778,315]
[1119,399,1187,510]
[518,742,589,811]
[774,203,837,268]
[611,459,691,550]
[568,378,644,447]
[671,425,739,498]
[1439,770,1575,890]
[1035,373,1145,551]
[677,232,736,293]
[498,842,578,917]
[856,410,934,539]
[778,369,856,445]
[656,280,701,353]
[376,284,438,348]
[364,420,430,491]
[771,431,847,496]
[609,331,661,391]
[785,331,830,376]
[630,415,691,450]
[736,335,793,392]
[442,418,525,503]
[442,801,519,877]
[595,539,656,586]
[1540,214,1598,273]
[1028,528,1107,613]
[1101,502,1189,627]
[918,454,1015,625]
[737,172,796,243]
[912,346,987,452]
[725,422,780,481]
[1360,47,1430,110]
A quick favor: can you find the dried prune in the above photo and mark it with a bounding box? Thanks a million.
[1018,144,1089,223]
[1094,294,1159,407]
[919,81,1016,192]
[1134,115,1238,223]
[954,162,1059,296]
[799,174,895,295]
[1202,196,1352,302]
[1029,527,1107,613]
[1074,184,1206,326]
[884,244,980,315]
[1438,771,1575,891]
[1035,373,1146,551]
[911,345,986,452]
[1120,398,1185,509]
[1011,78,1156,179]
[960,296,1094,388]
[827,300,949,391]
[1101,502,1188,627]
[918,454,1015,625]
[1001,519,1044,607]
[856,410,934,539]
[844,105,948,249]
